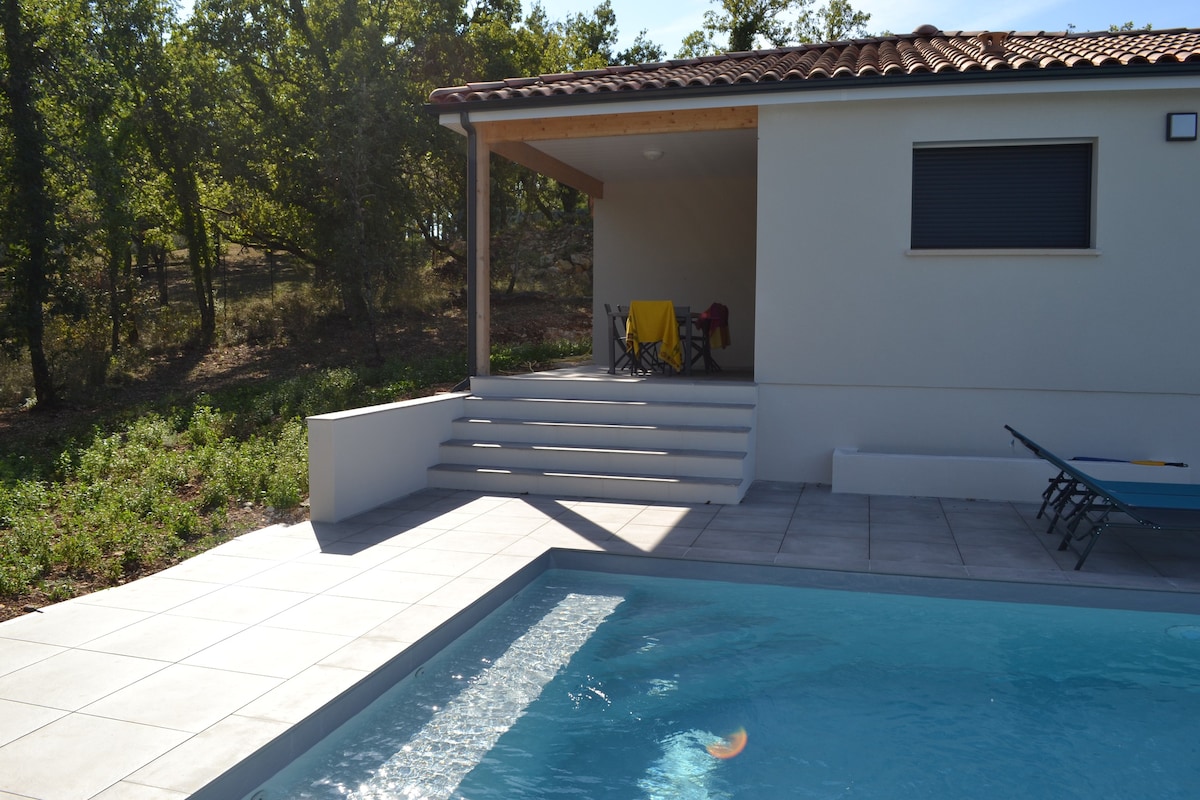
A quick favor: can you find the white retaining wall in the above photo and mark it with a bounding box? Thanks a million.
[308,392,467,522]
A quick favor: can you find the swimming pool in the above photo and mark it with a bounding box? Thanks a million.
[246,567,1200,799]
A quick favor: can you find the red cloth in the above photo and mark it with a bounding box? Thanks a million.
[698,303,730,349]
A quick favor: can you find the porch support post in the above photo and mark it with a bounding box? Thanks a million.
[462,112,491,377]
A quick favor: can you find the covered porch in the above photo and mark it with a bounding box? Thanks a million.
[438,106,760,378]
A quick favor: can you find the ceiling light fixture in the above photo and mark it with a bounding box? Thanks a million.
[642,148,664,161]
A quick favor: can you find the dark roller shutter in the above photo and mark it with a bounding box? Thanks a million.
[911,143,1092,249]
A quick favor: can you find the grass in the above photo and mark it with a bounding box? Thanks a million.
[0,338,590,611]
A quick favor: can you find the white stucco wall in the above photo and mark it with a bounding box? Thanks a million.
[592,174,757,371]
[308,393,466,522]
[753,84,1200,485]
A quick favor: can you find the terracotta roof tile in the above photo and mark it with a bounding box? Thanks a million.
[430,28,1200,106]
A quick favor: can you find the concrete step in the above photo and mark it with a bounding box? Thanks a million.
[450,416,752,451]
[462,396,754,427]
[427,463,745,504]
[439,439,747,479]
[470,374,757,405]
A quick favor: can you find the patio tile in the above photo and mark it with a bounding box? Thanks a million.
[0,714,190,800]
[870,560,970,579]
[74,577,223,614]
[0,602,150,647]
[791,503,870,524]
[692,529,783,553]
[613,523,704,549]
[183,626,352,679]
[327,569,451,605]
[684,546,778,564]
[364,603,461,643]
[868,508,948,527]
[297,541,412,568]
[957,543,1060,570]
[868,522,954,543]
[320,637,408,672]
[869,495,943,512]
[704,512,791,534]
[779,533,870,559]
[464,554,542,581]
[628,506,717,528]
[236,560,362,593]
[263,594,410,638]
[91,782,189,799]
[604,541,693,559]
[0,698,66,747]
[206,534,320,561]
[237,664,366,724]
[376,547,491,576]
[155,553,277,584]
[452,514,553,535]
[0,649,165,711]
[422,576,503,609]
[423,529,526,554]
[81,664,280,733]
[786,518,870,537]
[868,539,962,565]
[774,552,871,572]
[81,614,245,662]
[127,714,291,797]
[0,638,63,678]
[169,585,311,625]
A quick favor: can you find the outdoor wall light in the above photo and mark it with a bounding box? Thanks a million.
[642,148,664,161]
[1166,112,1198,141]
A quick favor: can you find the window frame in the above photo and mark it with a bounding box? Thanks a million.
[909,139,1097,254]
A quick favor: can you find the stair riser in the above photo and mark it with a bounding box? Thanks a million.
[438,444,746,479]
[464,398,753,428]
[428,468,744,505]
[450,420,751,451]
[470,375,757,405]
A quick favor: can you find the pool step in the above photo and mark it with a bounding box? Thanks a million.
[428,376,757,504]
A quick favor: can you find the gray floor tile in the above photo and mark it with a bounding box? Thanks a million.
[183,626,352,679]
[0,649,166,711]
[0,698,66,747]
[0,602,151,648]
[127,714,290,797]
[869,539,962,565]
[779,533,870,559]
[168,585,311,625]
[263,594,410,637]
[868,522,954,543]
[81,614,245,662]
[81,664,279,733]
[0,714,190,800]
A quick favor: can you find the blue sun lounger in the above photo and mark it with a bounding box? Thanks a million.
[1005,425,1200,570]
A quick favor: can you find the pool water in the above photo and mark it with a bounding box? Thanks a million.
[252,570,1200,799]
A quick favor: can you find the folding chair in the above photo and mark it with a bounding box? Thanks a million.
[605,303,634,374]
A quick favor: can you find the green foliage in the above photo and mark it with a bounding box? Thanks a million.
[678,0,872,56]
[0,334,589,605]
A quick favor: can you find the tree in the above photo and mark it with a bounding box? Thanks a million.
[1,0,60,408]
[678,0,871,57]
[616,30,666,65]
[795,0,871,43]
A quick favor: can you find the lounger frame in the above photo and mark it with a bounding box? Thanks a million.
[1006,425,1200,570]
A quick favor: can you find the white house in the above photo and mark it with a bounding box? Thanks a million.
[309,27,1200,521]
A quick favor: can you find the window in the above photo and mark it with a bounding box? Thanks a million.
[911,143,1093,250]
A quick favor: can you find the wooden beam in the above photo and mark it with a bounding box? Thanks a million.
[477,106,758,144]
[489,140,604,199]
[472,134,491,375]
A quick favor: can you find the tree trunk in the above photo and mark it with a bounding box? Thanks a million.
[1,0,58,409]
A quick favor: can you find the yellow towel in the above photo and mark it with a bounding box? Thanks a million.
[626,300,682,372]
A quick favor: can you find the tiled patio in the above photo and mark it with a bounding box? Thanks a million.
[2,481,1199,799]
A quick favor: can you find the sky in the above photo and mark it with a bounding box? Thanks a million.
[522,0,1196,54]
